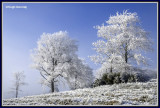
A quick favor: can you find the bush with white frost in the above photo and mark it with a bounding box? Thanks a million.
[92,71,151,87]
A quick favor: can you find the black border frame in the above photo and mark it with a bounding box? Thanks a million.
[1,1,159,107]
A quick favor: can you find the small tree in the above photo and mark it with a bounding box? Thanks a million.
[11,71,27,98]
[66,58,94,90]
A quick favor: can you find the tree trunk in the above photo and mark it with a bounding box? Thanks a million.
[51,79,54,92]
[110,60,113,73]
[124,43,128,73]
[125,51,128,63]
[125,43,128,63]
[75,75,77,89]
[110,66,112,73]
[16,86,18,98]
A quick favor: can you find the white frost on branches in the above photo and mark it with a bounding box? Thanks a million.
[90,10,153,78]
[11,71,27,98]
[31,31,93,92]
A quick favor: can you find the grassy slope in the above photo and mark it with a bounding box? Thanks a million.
[3,79,157,106]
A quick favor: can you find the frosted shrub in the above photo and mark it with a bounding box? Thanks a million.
[128,74,136,83]
[120,72,130,83]
[93,71,151,87]
[93,72,121,87]
[101,73,109,85]
[113,76,121,84]
[107,72,115,84]
[134,72,150,82]
[92,79,101,87]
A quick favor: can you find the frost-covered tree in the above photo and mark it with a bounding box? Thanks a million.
[31,31,93,92]
[11,71,27,98]
[67,58,94,90]
[90,10,153,77]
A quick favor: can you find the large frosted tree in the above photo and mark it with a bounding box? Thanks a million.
[90,10,153,77]
[31,31,93,92]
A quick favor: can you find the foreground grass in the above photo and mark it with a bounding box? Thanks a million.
[3,79,157,106]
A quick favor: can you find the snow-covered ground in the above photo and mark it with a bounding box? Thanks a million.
[3,79,157,106]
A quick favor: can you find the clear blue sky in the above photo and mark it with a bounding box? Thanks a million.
[2,3,157,98]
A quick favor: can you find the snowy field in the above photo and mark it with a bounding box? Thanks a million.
[3,79,157,106]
